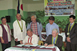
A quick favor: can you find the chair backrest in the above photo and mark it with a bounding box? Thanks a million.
[38,40,43,45]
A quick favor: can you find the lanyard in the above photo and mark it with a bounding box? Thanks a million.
[17,20,23,31]
[68,22,75,32]
[52,36,58,44]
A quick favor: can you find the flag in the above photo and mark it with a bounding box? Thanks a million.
[20,0,23,16]
[17,0,23,16]
[17,0,20,13]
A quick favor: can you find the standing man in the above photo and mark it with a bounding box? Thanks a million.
[46,16,59,36]
[0,17,11,51]
[65,15,77,51]
[27,15,43,40]
[13,14,26,45]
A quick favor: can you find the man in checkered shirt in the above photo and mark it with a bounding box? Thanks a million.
[27,15,43,40]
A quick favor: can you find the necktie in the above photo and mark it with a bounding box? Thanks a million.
[70,23,72,28]
[53,38,55,44]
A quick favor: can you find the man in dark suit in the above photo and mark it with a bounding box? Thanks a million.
[65,15,77,51]
[44,28,63,51]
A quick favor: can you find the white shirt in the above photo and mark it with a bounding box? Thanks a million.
[23,34,39,45]
[0,24,11,42]
[13,20,26,41]
[46,23,59,36]
[70,22,74,26]
[59,32,66,42]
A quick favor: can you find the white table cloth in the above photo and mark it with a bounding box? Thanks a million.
[5,44,60,51]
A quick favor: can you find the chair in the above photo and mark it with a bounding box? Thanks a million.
[38,40,44,45]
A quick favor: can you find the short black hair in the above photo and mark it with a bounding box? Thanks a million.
[69,15,75,19]
[1,17,6,21]
[49,16,55,21]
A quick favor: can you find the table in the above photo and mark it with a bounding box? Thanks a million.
[5,44,60,51]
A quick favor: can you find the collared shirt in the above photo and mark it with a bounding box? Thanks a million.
[27,22,43,40]
[0,24,11,42]
[31,22,38,35]
[23,34,39,45]
[13,20,26,41]
[70,22,74,26]
[46,23,59,36]
[59,33,66,42]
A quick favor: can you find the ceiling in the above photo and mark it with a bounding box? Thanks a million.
[22,0,44,4]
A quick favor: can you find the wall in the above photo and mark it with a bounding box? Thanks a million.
[24,3,44,12]
[0,0,14,29]
[0,0,27,29]
[0,0,77,30]
[0,0,13,10]
[23,0,77,31]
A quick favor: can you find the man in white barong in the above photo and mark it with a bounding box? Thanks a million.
[13,14,26,45]
[20,29,39,45]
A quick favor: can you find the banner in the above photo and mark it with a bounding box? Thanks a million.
[44,0,75,16]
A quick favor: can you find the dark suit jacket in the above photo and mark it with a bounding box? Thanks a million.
[45,35,63,51]
[65,23,77,44]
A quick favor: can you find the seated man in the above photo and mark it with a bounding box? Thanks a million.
[44,28,63,51]
[20,29,39,45]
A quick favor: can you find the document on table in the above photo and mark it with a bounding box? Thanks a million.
[46,46,55,48]
[40,46,55,48]
[17,44,38,47]
[17,44,24,47]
